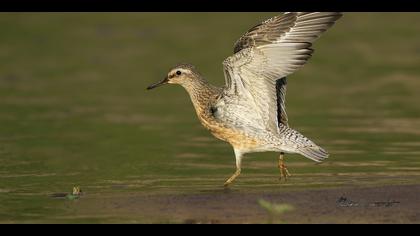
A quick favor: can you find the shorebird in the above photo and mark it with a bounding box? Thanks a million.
[147,12,342,186]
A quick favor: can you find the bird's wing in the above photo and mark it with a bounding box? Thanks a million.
[221,12,342,133]
[276,77,288,126]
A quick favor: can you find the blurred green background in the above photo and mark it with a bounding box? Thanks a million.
[0,13,420,223]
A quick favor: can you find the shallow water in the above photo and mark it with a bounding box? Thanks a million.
[1,13,420,223]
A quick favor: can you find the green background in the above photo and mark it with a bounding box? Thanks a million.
[0,13,420,223]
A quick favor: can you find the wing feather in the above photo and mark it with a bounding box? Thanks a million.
[220,12,342,134]
[276,77,288,127]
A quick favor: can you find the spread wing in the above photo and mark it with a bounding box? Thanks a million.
[276,77,288,126]
[220,12,342,133]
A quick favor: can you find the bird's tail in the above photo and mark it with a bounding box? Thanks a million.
[296,144,329,162]
[279,126,329,162]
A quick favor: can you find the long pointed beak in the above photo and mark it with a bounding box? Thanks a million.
[146,76,169,90]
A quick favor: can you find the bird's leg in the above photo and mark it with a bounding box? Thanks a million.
[278,152,291,181]
[224,149,243,187]
[224,168,241,187]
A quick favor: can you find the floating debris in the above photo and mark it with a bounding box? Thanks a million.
[50,186,83,200]
[337,196,400,208]
[336,196,359,207]
[369,200,400,207]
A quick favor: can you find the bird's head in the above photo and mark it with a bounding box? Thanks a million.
[147,63,201,90]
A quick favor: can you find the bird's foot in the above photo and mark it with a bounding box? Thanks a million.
[223,169,241,187]
[278,161,291,182]
[223,180,232,187]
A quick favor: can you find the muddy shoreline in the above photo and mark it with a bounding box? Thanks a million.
[75,184,420,223]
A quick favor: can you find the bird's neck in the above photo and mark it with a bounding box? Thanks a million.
[181,79,220,116]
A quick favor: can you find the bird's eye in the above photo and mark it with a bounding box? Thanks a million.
[176,71,181,75]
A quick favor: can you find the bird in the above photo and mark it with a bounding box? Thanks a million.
[147,12,342,187]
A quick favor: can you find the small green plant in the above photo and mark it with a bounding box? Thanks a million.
[66,186,83,200]
[258,199,294,224]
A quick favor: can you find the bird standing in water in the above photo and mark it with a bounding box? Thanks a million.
[147,12,342,186]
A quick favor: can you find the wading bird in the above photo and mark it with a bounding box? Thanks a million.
[147,12,342,186]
